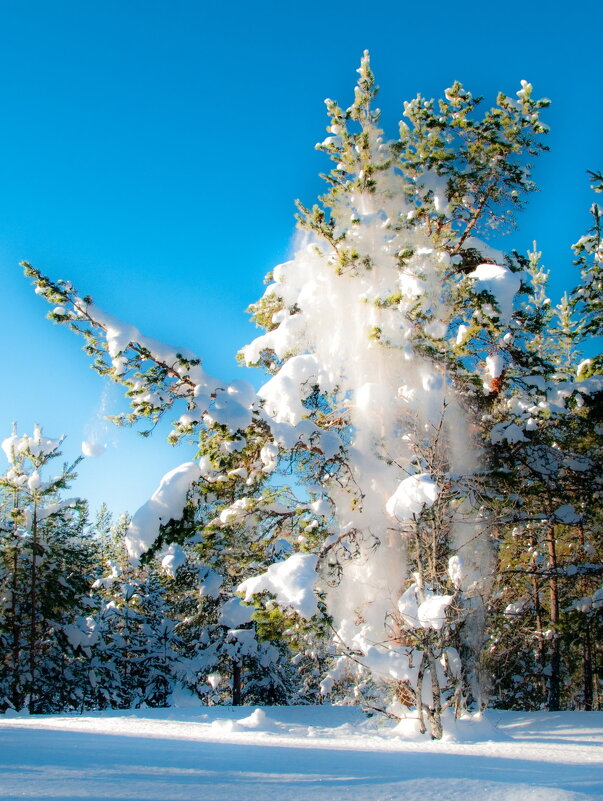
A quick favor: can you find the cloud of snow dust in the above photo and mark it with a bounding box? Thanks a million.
[243,143,504,704]
[81,382,112,458]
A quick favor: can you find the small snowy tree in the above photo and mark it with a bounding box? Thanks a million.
[89,558,183,709]
[0,426,92,712]
[140,464,310,706]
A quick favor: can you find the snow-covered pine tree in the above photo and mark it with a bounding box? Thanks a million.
[83,506,187,710]
[239,53,553,736]
[548,179,602,709]
[0,426,93,712]
[484,176,603,711]
[90,562,184,709]
[135,446,311,706]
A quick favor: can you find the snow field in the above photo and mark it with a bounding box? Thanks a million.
[1,706,602,800]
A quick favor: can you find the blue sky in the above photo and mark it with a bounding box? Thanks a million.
[1,0,601,517]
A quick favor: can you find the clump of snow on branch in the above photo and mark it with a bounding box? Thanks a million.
[386,474,440,521]
[2,425,62,466]
[238,553,319,619]
[160,543,188,577]
[466,263,522,325]
[397,583,454,631]
[126,462,201,561]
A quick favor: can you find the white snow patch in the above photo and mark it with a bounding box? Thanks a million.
[258,355,321,425]
[236,708,279,731]
[398,583,453,630]
[490,422,528,444]
[456,324,469,345]
[199,566,223,599]
[418,594,454,630]
[160,543,187,577]
[447,555,465,589]
[259,442,279,473]
[219,597,254,628]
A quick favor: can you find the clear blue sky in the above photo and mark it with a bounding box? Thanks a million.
[1,0,601,518]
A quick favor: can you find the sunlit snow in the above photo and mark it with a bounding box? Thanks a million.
[0,706,601,800]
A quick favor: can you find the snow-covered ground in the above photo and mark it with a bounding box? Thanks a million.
[1,704,602,800]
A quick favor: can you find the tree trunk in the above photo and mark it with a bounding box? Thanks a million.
[10,543,22,710]
[232,660,242,705]
[28,503,38,714]
[546,522,560,711]
[578,525,593,711]
[427,648,443,740]
[532,574,547,699]
[583,623,593,711]
[415,651,427,735]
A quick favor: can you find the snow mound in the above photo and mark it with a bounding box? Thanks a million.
[210,718,244,733]
[441,709,512,743]
[392,709,514,743]
[237,708,279,731]
[392,716,426,739]
[209,709,278,734]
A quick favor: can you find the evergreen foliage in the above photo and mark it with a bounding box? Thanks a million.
[0,426,92,712]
